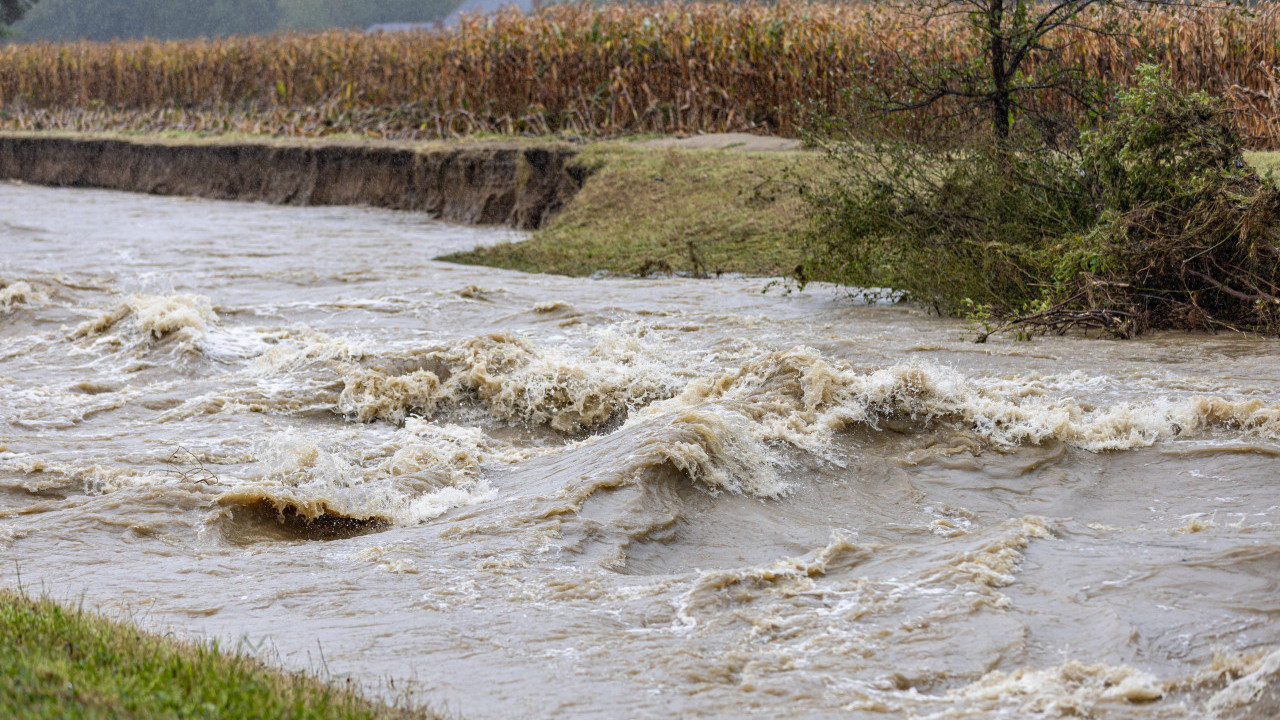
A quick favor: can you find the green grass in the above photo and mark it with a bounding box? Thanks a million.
[1245,150,1280,176]
[0,589,442,720]
[441,142,827,278]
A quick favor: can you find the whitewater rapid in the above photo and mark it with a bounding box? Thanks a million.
[2,181,1279,718]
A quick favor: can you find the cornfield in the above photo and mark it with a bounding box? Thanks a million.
[2,1,1280,146]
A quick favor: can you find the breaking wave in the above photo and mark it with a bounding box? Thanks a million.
[216,421,514,529]
[669,346,1280,454]
[328,331,684,430]
[0,279,48,313]
[70,293,217,341]
[924,661,1165,717]
[197,329,1280,465]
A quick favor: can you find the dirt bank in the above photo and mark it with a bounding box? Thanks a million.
[0,133,587,230]
[0,131,826,278]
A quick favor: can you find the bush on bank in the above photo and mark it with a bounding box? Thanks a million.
[803,66,1280,337]
[0,588,439,720]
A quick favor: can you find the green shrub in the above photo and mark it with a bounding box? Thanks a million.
[803,65,1280,336]
[801,132,1094,315]
[1054,66,1280,334]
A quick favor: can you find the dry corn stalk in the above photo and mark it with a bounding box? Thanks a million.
[1,2,1278,146]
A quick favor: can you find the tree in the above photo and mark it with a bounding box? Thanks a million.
[1,0,37,27]
[14,0,279,41]
[804,49,1280,337]
[870,0,1140,142]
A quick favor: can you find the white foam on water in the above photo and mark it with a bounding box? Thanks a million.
[921,661,1165,718]
[0,280,48,312]
[1204,647,1280,715]
[71,293,217,341]
[672,347,1280,454]
[216,420,515,526]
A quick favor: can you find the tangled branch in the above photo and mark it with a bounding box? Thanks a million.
[164,445,219,486]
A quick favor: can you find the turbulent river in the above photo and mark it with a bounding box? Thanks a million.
[2,181,1280,719]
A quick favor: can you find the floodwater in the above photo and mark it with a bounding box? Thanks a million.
[2,181,1279,719]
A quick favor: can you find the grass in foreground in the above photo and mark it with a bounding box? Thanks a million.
[0,589,440,720]
[443,143,826,278]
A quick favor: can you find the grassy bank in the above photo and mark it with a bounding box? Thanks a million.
[0,589,439,720]
[444,142,1278,280]
[448,144,1280,281]
[443,140,824,278]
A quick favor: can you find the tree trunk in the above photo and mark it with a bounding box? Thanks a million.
[988,0,1011,140]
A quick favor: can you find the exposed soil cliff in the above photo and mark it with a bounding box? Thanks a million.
[0,135,588,229]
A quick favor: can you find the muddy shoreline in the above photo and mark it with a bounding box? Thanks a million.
[0,133,588,230]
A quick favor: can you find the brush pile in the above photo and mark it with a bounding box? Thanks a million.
[1054,68,1280,335]
[805,66,1280,336]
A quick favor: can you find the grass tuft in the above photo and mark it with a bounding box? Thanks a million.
[0,588,445,720]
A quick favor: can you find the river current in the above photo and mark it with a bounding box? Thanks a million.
[2,181,1279,719]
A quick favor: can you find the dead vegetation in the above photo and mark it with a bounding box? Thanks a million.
[4,2,1280,145]
[806,66,1280,337]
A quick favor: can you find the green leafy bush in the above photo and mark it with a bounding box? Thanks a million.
[801,130,1093,315]
[804,65,1280,336]
[1055,66,1280,334]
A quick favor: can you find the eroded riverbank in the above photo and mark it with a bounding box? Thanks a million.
[0,131,820,278]
[0,132,587,230]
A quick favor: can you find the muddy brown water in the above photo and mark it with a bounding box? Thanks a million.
[3,181,1280,719]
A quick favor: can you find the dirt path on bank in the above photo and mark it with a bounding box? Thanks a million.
[638,132,805,152]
